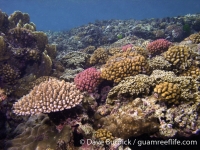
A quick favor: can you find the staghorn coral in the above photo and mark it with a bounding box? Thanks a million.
[163,45,192,73]
[187,32,200,44]
[180,65,200,79]
[147,39,171,56]
[13,78,84,115]
[106,74,154,105]
[74,67,101,93]
[149,56,172,70]
[154,82,181,104]
[93,129,115,143]
[89,47,109,65]
[101,51,150,83]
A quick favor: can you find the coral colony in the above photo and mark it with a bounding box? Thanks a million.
[0,10,200,149]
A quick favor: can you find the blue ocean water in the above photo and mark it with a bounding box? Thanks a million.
[0,0,200,31]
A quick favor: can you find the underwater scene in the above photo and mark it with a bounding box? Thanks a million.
[0,0,200,149]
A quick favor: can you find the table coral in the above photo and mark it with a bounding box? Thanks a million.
[74,67,101,93]
[13,78,84,115]
[101,51,150,83]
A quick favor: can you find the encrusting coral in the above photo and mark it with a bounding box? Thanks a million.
[106,74,154,104]
[13,78,84,115]
[101,51,150,83]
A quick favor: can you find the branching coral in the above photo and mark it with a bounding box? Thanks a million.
[74,67,101,93]
[101,51,150,83]
[89,48,109,65]
[147,39,171,56]
[106,74,154,104]
[187,32,200,44]
[149,56,172,70]
[163,45,192,73]
[13,78,84,115]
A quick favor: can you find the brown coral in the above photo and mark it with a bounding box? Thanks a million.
[106,74,154,104]
[154,82,181,104]
[0,36,6,58]
[13,78,84,115]
[90,48,109,65]
[188,32,200,44]
[101,51,150,83]
[33,31,48,52]
[94,129,114,143]
[180,66,200,79]
[163,45,192,73]
[0,64,20,84]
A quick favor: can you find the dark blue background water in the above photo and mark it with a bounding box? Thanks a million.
[1,0,200,31]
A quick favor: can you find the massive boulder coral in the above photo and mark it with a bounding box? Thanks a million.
[106,74,154,104]
[101,51,150,83]
[13,78,84,115]
[74,67,101,93]
[149,56,172,70]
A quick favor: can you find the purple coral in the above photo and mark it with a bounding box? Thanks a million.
[74,67,101,93]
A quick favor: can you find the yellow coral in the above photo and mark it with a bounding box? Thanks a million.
[180,66,200,79]
[101,51,150,83]
[94,129,114,143]
[13,78,84,115]
[188,32,200,44]
[154,82,181,104]
[163,45,192,72]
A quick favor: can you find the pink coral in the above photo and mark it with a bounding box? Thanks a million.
[74,67,101,93]
[122,44,133,52]
[147,39,171,55]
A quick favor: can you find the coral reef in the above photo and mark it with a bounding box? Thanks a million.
[147,39,171,56]
[163,45,192,73]
[89,48,109,65]
[154,82,181,104]
[149,56,172,70]
[106,74,154,104]
[13,78,84,115]
[187,32,200,44]
[6,114,72,150]
[180,65,200,79]
[74,67,101,93]
[101,51,150,83]
[93,129,115,143]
